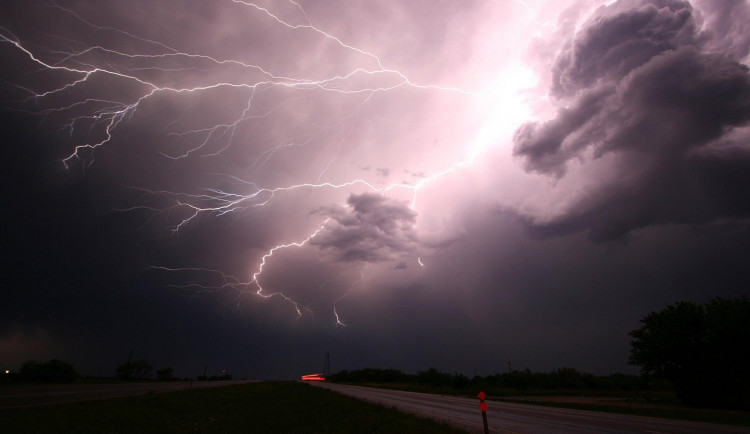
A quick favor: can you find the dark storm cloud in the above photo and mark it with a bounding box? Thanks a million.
[513,0,750,240]
[512,86,614,176]
[310,193,417,262]
[551,0,699,98]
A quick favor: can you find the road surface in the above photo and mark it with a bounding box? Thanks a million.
[312,383,750,434]
[0,380,253,410]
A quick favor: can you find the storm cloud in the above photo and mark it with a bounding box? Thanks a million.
[513,0,750,239]
[1,0,749,380]
[311,193,418,263]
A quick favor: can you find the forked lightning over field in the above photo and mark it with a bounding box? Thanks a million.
[2,0,749,380]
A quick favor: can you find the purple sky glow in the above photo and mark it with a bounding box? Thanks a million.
[1,0,749,379]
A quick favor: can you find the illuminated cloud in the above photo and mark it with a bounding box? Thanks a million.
[550,0,699,98]
[513,0,750,240]
[311,193,418,263]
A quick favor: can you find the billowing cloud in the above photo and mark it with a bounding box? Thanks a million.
[551,0,699,98]
[513,0,750,240]
[311,193,417,263]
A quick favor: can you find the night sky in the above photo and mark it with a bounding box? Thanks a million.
[2,0,749,380]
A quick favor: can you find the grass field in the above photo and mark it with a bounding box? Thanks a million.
[0,382,468,434]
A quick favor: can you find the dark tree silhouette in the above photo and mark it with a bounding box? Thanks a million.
[116,359,152,380]
[19,359,78,383]
[629,296,750,409]
[156,367,174,381]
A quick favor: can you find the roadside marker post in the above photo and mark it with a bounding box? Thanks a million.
[478,391,489,434]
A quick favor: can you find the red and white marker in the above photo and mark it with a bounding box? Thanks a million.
[478,390,489,434]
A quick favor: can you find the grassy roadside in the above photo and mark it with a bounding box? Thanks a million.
[494,397,750,427]
[0,382,468,434]
[334,382,750,427]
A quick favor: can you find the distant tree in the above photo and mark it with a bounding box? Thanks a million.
[19,359,78,383]
[629,296,750,409]
[156,367,174,381]
[116,359,152,381]
[415,367,453,387]
[452,372,469,389]
[328,368,409,383]
[208,374,232,381]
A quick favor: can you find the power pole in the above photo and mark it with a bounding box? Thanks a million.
[324,352,330,377]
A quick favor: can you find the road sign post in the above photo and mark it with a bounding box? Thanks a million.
[478,390,489,434]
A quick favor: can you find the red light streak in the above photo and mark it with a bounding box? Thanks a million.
[301,373,326,381]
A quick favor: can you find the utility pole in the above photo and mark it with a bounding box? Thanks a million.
[323,352,330,377]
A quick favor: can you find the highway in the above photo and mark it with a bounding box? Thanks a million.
[312,383,750,434]
[0,380,252,410]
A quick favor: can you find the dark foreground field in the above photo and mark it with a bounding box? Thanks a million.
[0,382,467,434]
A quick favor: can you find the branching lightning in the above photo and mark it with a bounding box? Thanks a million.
[1,0,536,323]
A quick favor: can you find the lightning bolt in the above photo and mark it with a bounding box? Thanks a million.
[1,0,537,322]
[249,220,330,316]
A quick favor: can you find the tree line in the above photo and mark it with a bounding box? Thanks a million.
[8,359,79,383]
[4,296,747,409]
[2,359,224,384]
[329,367,668,393]
[331,295,750,410]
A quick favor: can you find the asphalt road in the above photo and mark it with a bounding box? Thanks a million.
[311,383,750,434]
[0,380,252,410]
